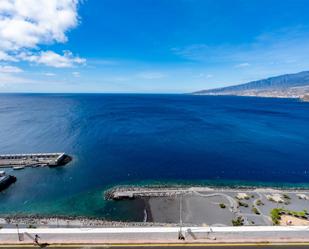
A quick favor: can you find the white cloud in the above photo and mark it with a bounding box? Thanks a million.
[137,72,166,80]
[0,0,85,67]
[72,71,80,77]
[235,63,250,68]
[0,73,32,85]
[0,65,23,73]
[44,72,56,77]
[195,73,213,78]
[0,51,17,61]
[20,50,85,68]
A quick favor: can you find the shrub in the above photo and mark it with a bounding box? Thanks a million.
[270,208,282,225]
[256,200,264,206]
[219,203,226,209]
[232,216,244,226]
[252,207,260,215]
[238,201,249,207]
[283,194,291,199]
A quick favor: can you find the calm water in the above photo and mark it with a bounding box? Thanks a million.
[0,94,309,220]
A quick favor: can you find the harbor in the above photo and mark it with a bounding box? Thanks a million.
[0,153,71,169]
[0,152,72,192]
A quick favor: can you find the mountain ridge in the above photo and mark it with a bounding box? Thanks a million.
[194,71,309,100]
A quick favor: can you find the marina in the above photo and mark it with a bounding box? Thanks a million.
[0,153,71,169]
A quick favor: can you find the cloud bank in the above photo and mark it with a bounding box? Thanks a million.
[0,0,84,67]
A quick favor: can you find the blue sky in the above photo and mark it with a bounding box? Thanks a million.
[1,0,309,93]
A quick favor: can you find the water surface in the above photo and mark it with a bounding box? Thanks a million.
[0,94,308,220]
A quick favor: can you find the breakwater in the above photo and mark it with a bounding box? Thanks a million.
[105,186,213,200]
[0,153,71,168]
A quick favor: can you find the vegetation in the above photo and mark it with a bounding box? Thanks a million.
[232,216,244,226]
[270,208,281,225]
[256,199,264,206]
[219,203,226,209]
[283,194,291,199]
[238,201,249,207]
[284,200,291,205]
[252,207,260,215]
[270,208,308,225]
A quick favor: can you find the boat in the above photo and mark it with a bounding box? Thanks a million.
[0,174,17,191]
[13,166,25,170]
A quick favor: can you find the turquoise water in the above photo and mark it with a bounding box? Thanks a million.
[0,94,308,221]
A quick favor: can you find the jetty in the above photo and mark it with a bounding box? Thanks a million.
[105,187,207,200]
[0,153,71,169]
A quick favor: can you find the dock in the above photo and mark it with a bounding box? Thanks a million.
[0,153,71,169]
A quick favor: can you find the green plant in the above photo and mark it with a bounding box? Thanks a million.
[283,194,291,199]
[256,200,264,206]
[232,216,244,226]
[219,203,226,209]
[238,201,249,207]
[270,208,282,225]
[252,207,260,215]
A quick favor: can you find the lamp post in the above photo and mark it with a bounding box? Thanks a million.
[16,224,20,241]
[178,194,185,240]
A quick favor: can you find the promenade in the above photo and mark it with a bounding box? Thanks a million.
[1,226,309,245]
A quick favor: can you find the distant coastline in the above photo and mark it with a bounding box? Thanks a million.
[193,70,309,100]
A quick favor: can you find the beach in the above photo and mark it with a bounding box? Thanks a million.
[106,186,309,226]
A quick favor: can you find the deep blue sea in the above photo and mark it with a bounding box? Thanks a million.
[0,94,309,220]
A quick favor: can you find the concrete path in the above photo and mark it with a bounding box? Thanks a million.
[1,226,309,245]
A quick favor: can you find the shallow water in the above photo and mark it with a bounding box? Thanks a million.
[0,94,308,220]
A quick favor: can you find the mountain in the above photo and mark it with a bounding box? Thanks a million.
[194,71,309,100]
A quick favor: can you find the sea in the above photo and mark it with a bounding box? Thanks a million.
[0,93,308,221]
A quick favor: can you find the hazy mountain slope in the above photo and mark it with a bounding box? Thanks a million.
[194,71,309,99]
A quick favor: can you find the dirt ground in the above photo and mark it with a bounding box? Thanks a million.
[280,215,309,226]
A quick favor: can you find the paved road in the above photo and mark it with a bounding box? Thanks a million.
[2,244,309,249]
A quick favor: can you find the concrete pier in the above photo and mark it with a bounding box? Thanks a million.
[0,153,71,168]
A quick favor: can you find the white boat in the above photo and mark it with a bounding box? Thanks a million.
[13,166,25,170]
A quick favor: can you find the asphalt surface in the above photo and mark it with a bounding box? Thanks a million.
[2,244,309,249]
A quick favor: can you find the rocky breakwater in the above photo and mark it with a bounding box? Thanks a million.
[104,186,205,200]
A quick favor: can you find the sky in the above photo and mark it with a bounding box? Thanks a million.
[1,0,309,93]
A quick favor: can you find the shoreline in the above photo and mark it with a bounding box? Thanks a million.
[105,184,309,199]
[105,185,309,226]
[1,185,309,226]
[0,214,175,228]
